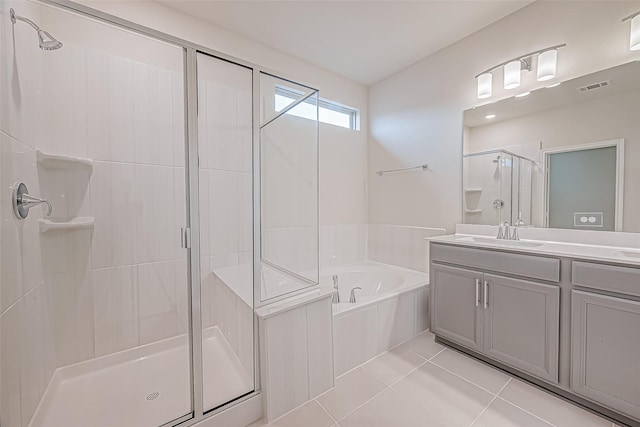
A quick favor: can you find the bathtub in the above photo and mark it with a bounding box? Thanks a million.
[320,261,430,377]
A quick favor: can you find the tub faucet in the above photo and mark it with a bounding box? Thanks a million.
[349,287,362,303]
[332,275,340,304]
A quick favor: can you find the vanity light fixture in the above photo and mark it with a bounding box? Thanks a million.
[485,114,496,119]
[475,43,566,99]
[623,11,640,51]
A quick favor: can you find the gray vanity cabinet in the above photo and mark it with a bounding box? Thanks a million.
[431,264,483,351]
[571,290,640,420]
[430,261,560,383]
[430,243,561,383]
[483,274,559,383]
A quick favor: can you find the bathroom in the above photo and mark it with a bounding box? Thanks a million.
[1,0,639,426]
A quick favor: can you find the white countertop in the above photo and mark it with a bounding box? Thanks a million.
[429,234,640,267]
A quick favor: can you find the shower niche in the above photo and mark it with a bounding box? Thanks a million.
[463,150,534,226]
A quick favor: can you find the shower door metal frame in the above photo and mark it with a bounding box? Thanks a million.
[34,1,319,426]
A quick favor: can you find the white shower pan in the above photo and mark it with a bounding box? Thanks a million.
[29,327,253,427]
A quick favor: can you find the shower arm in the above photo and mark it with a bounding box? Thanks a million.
[10,9,42,32]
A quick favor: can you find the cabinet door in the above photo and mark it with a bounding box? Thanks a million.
[431,264,483,351]
[571,290,640,420]
[483,274,559,383]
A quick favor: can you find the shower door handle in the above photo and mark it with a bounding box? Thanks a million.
[181,227,191,249]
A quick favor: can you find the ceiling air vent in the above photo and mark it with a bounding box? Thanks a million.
[578,80,611,92]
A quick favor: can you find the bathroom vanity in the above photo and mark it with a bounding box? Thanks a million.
[429,235,640,426]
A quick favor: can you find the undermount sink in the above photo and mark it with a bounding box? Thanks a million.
[612,250,640,259]
[454,235,545,248]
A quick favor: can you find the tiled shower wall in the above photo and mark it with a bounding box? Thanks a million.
[1,4,187,425]
[320,224,446,272]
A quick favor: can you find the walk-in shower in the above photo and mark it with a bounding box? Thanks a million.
[10,8,63,50]
[0,2,318,427]
[463,149,534,226]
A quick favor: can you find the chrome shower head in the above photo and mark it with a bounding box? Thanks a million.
[492,155,501,164]
[10,8,63,51]
[38,30,63,51]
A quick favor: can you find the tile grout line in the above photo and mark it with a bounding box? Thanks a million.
[493,395,560,427]
[427,357,512,396]
[332,382,389,423]
[331,340,447,423]
[388,348,447,388]
[468,377,513,427]
[314,398,338,425]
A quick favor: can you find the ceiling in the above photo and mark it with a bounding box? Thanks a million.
[160,0,532,85]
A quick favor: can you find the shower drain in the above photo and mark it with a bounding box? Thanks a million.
[146,392,160,401]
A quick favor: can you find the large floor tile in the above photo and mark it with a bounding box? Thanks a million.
[396,330,446,360]
[499,379,612,427]
[393,362,494,427]
[317,367,386,421]
[317,368,386,421]
[255,400,335,427]
[339,388,446,427]
[361,345,426,386]
[472,397,553,427]
[430,349,511,394]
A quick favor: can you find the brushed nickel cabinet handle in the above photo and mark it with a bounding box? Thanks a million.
[484,280,489,309]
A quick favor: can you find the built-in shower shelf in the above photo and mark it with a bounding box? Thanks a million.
[464,188,482,193]
[36,150,93,172]
[39,217,94,233]
[464,209,483,214]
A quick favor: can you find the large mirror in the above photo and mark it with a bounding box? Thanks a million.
[463,61,640,232]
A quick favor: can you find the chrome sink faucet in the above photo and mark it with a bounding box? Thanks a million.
[512,218,526,241]
[332,275,340,304]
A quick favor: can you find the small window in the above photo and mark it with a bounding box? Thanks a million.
[275,86,359,130]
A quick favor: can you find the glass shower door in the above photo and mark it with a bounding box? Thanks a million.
[0,3,192,427]
[259,73,319,301]
[196,52,255,412]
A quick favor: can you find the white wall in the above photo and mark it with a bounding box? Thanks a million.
[369,1,640,232]
[76,0,369,227]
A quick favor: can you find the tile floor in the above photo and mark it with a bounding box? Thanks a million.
[248,330,618,427]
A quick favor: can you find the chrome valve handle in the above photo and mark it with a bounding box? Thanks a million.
[13,182,52,219]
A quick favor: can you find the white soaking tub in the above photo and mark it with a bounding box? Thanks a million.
[320,261,430,377]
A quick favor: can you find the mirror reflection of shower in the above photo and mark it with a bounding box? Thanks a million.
[463,149,534,226]
[10,8,63,51]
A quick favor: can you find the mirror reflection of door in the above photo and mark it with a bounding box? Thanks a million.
[545,143,621,231]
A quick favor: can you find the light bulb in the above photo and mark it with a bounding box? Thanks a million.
[631,14,640,51]
[537,49,558,81]
[477,73,492,99]
[504,60,521,90]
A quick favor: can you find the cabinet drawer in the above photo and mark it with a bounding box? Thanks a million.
[431,243,560,282]
[572,261,640,297]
